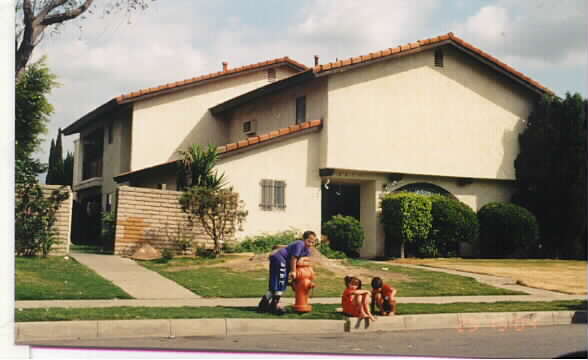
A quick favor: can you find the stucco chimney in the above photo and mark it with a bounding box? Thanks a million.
[314,55,319,66]
[222,62,228,71]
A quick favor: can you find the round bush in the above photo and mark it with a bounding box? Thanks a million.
[428,195,479,257]
[477,202,539,258]
[380,192,432,258]
[322,215,364,257]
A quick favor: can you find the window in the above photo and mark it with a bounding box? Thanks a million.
[267,68,276,82]
[434,48,444,67]
[295,96,306,124]
[260,179,286,210]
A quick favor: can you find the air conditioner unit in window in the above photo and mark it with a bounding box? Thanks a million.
[243,120,257,136]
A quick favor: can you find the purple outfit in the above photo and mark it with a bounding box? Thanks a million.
[268,240,310,292]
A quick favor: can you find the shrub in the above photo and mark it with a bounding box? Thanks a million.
[316,240,347,259]
[15,160,69,257]
[428,195,479,257]
[380,193,432,258]
[179,186,247,256]
[321,215,364,257]
[235,230,299,253]
[477,202,539,258]
[101,211,116,250]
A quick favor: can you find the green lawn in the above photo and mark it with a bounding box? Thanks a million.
[15,300,585,322]
[138,256,524,298]
[15,257,132,300]
[347,259,526,297]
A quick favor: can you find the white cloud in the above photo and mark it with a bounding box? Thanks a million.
[454,0,587,70]
[292,0,440,60]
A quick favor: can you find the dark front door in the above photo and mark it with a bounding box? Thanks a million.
[71,195,102,247]
[321,183,360,224]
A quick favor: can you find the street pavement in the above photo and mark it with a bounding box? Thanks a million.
[23,324,588,358]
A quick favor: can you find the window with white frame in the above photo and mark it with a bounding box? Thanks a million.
[260,179,286,210]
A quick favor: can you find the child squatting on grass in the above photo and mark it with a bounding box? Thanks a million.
[370,277,397,316]
[257,230,317,315]
[341,276,377,321]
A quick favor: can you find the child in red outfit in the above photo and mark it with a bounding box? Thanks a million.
[371,277,397,316]
[341,276,377,321]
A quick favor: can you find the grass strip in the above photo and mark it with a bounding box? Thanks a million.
[16,257,132,300]
[15,300,585,322]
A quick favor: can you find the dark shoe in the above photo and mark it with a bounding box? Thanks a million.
[257,296,270,313]
[270,296,285,315]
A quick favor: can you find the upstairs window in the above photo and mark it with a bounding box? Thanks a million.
[295,96,306,124]
[434,48,444,67]
[260,179,286,210]
[267,68,276,82]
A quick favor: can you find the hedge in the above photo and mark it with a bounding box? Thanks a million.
[477,202,539,258]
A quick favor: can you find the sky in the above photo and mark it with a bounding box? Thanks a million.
[11,0,588,172]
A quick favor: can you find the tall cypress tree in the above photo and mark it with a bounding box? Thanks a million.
[54,128,65,184]
[63,152,74,186]
[513,93,587,259]
[46,139,55,184]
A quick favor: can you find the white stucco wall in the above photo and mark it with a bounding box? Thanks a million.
[131,65,300,171]
[226,78,328,143]
[101,109,133,210]
[215,132,322,239]
[326,46,539,180]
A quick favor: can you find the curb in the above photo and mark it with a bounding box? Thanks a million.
[16,311,586,342]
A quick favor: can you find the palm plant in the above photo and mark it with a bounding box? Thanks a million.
[176,144,226,190]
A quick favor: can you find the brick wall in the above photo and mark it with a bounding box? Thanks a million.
[114,186,236,256]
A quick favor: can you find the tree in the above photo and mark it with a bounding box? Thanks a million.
[15,0,155,79]
[63,151,74,186]
[176,144,226,190]
[179,187,247,256]
[46,138,55,184]
[512,93,587,259]
[16,56,69,257]
[16,57,56,166]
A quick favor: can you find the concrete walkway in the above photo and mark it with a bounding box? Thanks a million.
[70,253,199,299]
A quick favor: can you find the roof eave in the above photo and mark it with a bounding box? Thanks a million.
[210,70,316,115]
[62,98,123,135]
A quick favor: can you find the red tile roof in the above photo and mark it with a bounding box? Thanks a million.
[116,57,308,103]
[313,32,554,95]
[114,120,322,182]
[217,119,322,155]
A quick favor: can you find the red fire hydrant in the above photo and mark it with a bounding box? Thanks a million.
[291,257,315,313]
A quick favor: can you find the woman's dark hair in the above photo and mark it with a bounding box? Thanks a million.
[371,277,383,289]
[303,230,316,240]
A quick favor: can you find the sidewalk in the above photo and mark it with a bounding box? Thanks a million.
[70,253,199,299]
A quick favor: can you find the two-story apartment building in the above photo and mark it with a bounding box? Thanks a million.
[65,33,553,256]
[62,57,307,245]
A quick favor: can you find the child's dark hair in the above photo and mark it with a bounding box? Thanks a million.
[344,276,361,288]
[371,277,383,289]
